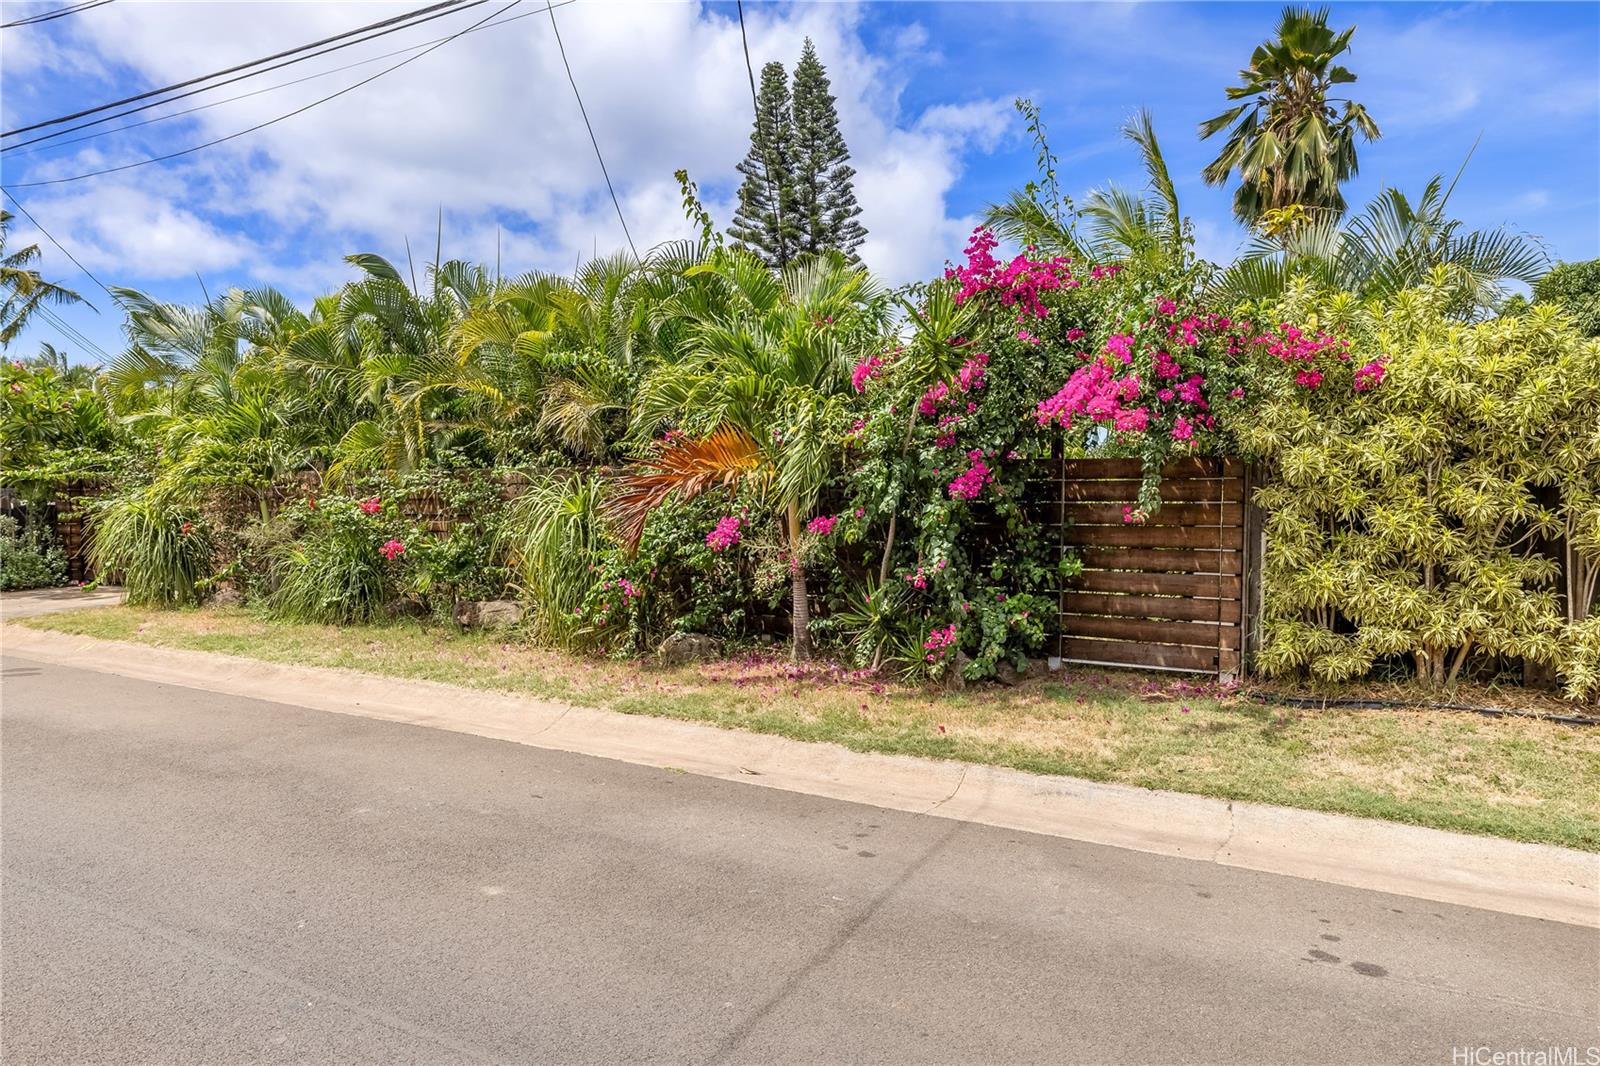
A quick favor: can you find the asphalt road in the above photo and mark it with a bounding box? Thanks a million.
[3,655,1596,1065]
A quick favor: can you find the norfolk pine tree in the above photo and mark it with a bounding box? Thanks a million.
[729,61,801,267]
[791,39,866,259]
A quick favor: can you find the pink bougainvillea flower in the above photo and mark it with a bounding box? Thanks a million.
[851,354,884,393]
[806,514,838,536]
[1104,334,1136,364]
[947,453,994,500]
[359,496,382,515]
[380,539,406,560]
[1171,415,1195,442]
[706,515,743,552]
[1353,358,1387,391]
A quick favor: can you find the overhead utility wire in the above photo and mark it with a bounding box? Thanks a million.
[4,0,524,189]
[33,303,113,363]
[3,0,495,152]
[545,1,636,260]
[3,0,472,137]
[1,0,114,30]
[735,0,785,261]
[0,187,113,299]
[6,1,576,159]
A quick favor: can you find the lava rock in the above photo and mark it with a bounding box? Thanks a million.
[657,632,720,665]
[454,599,523,628]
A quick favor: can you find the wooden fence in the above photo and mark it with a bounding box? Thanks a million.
[1047,457,1260,678]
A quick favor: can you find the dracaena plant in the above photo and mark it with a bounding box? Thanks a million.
[1236,274,1600,693]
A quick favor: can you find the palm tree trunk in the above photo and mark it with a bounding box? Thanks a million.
[787,499,811,662]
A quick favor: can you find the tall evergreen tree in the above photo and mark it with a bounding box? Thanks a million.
[790,39,866,259]
[728,61,801,267]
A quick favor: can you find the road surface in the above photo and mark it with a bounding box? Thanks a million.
[3,654,1596,1064]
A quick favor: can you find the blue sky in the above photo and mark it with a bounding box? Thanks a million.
[2,0,1596,363]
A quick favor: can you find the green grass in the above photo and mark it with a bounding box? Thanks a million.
[20,605,1600,852]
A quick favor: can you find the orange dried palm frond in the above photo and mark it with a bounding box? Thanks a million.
[608,426,768,551]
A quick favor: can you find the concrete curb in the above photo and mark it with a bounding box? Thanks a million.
[5,623,1596,928]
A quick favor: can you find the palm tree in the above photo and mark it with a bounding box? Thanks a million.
[613,248,888,660]
[0,209,84,347]
[1209,170,1550,316]
[331,253,502,476]
[1199,6,1381,229]
[454,252,653,461]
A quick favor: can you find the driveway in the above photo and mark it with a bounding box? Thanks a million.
[0,586,124,620]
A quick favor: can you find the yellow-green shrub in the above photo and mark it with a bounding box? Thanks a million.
[1238,273,1600,694]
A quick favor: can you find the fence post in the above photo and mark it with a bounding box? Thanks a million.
[1239,463,1266,675]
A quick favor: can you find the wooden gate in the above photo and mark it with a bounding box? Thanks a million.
[1052,457,1257,677]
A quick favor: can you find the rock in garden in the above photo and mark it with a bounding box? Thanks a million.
[211,586,244,608]
[454,600,523,628]
[657,632,719,665]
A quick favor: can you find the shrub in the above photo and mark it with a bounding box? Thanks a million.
[89,488,212,607]
[0,515,67,591]
[267,495,407,624]
[1238,275,1600,688]
[497,474,611,645]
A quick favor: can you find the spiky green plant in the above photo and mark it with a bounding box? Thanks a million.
[266,497,397,624]
[89,488,212,607]
[496,473,611,645]
[1199,5,1381,227]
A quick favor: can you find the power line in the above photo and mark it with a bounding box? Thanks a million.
[3,0,496,152]
[3,0,474,137]
[1,0,114,31]
[0,187,112,300]
[6,1,576,160]
[735,0,785,263]
[545,1,636,260]
[32,303,113,364]
[5,0,524,190]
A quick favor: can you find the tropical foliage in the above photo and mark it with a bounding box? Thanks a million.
[0,514,67,591]
[1209,171,1550,315]
[0,210,84,346]
[1199,5,1381,227]
[1237,277,1600,695]
[1524,258,1600,337]
[2,8,1589,701]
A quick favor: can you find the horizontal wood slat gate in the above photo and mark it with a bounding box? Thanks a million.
[1048,457,1258,677]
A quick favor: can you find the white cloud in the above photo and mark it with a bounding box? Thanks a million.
[7,0,1011,291]
[12,180,252,279]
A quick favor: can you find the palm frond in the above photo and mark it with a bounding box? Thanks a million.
[608,426,768,550]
